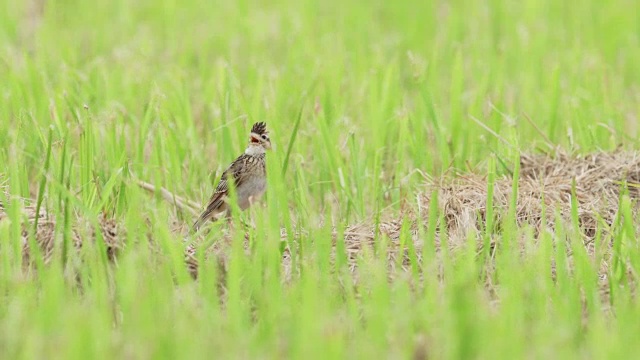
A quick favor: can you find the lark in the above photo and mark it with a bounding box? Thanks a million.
[191,122,271,232]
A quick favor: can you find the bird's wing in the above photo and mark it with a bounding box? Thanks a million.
[209,154,253,202]
[192,154,252,231]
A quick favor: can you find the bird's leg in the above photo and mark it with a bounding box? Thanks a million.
[225,210,234,230]
[241,196,256,229]
[240,214,253,229]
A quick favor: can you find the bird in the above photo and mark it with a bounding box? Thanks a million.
[191,121,271,232]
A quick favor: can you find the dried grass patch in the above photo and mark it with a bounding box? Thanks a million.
[0,195,123,267]
[436,150,640,241]
[4,150,640,298]
[286,150,639,274]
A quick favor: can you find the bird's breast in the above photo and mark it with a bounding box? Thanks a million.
[236,175,267,210]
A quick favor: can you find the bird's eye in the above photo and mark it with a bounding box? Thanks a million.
[261,134,268,140]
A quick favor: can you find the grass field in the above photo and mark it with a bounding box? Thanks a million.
[1,0,640,358]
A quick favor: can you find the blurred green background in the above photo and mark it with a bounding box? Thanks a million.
[1,0,639,358]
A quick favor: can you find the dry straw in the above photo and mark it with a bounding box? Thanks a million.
[3,150,640,283]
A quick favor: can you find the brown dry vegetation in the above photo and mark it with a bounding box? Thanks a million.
[3,150,640,300]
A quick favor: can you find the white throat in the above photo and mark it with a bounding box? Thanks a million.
[245,144,266,155]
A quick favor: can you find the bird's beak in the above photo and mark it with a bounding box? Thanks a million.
[265,141,273,150]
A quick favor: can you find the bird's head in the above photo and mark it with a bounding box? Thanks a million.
[246,122,271,154]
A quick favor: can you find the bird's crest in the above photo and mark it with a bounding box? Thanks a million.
[251,122,268,135]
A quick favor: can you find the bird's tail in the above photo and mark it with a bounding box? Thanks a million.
[192,207,221,233]
[191,214,208,233]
